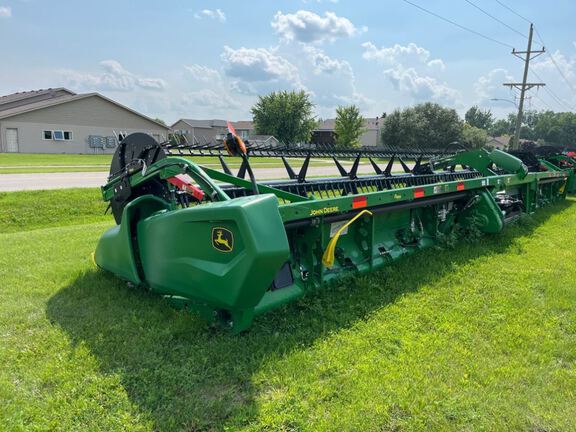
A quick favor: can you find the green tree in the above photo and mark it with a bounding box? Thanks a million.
[153,118,167,126]
[489,118,514,137]
[532,111,576,146]
[381,102,463,149]
[465,106,494,130]
[334,105,365,148]
[251,90,317,144]
[461,123,488,149]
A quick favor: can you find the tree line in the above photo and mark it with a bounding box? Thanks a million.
[250,90,576,149]
[251,90,365,148]
[488,110,576,147]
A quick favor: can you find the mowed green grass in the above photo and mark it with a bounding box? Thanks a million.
[0,154,342,174]
[1,189,575,431]
[0,188,109,233]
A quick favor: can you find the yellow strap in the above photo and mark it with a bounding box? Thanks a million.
[322,209,373,268]
[90,252,97,267]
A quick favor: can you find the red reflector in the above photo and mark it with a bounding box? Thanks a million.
[457,182,465,191]
[352,196,367,209]
[414,188,425,198]
[167,174,205,201]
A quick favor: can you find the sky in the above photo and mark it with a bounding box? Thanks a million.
[1,0,576,125]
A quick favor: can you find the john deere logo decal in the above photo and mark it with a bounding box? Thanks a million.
[212,227,234,252]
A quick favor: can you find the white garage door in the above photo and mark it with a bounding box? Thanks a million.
[5,128,18,153]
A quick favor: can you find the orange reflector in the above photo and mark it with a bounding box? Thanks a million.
[457,182,465,191]
[414,188,425,198]
[352,196,367,209]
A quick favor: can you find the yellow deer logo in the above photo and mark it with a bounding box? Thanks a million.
[212,227,234,252]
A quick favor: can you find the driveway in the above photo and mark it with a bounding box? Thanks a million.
[0,162,409,192]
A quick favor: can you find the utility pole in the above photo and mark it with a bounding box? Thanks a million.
[503,23,545,150]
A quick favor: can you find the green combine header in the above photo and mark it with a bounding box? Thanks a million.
[95,132,572,333]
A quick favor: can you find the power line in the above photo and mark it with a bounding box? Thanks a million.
[539,88,572,111]
[464,0,528,41]
[531,69,573,110]
[494,0,532,24]
[533,26,576,96]
[531,68,575,111]
[493,2,576,105]
[532,93,555,111]
[401,0,515,49]
[489,3,576,112]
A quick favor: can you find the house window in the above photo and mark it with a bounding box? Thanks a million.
[43,130,73,141]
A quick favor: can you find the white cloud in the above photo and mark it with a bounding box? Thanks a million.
[362,41,455,104]
[221,46,304,94]
[530,51,576,110]
[300,45,371,112]
[171,89,245,126]
[427,59,446,71]
[0,6,11,17]
[177,63,245,118]
[184,64,221,82]
[474,68,514,102]
[533,50,576,81]
[303,45,350,75]
[61,60,167,92]
[178,89,240,111]
[384,66,459,103]
[271,10,363,44]
[362,41,444,70]
[193,9,226,23]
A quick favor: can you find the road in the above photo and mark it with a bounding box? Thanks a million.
[0,162,410,192]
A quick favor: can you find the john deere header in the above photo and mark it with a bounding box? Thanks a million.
[95,129,573,333]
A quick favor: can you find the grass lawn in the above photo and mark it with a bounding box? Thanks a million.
[0,188,109,233]
[0,154,347,174]
[1,189,575,431]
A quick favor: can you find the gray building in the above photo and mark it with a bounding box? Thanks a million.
[0,88,169,154]
[232,121,255,140]
[312,117,384,147]
[171,119,278,146]
[171,119,228,144]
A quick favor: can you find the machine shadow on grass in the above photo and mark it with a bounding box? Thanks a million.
[46,199,573,431]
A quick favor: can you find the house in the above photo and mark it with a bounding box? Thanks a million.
[0,88,169,153]
[312,119,336,145]
[170,119,228,144]
[232,121,255,140]
[246,135,280,147]
[486,135,510,150]
[311,117,384,147]
[360,117,384,147]
[170,119,276,145]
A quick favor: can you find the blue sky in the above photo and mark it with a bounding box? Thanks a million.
[1,0,575,124]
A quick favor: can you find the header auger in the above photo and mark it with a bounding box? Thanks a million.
[95,130,572,333]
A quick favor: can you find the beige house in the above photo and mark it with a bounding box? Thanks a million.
[170,119,258,143]
[312,117,384,147]
[170,119,228,144]
[232,121,255,140]
[486,135,510,150]
[0,88,168,154]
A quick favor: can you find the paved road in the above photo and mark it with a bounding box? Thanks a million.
[0,162,410,192]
